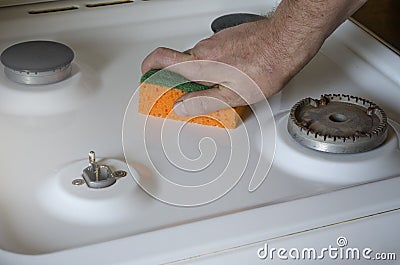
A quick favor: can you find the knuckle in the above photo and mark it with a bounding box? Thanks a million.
[191,38,215,59]
[152,47,168,57]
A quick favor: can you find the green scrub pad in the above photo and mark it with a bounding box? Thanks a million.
[140,69,213,93]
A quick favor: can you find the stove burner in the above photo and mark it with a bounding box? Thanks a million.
[0,40,74,85]
[287,94,388,153]
[211,13,265,33]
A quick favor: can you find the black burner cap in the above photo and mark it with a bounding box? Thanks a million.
[1,40,74,72]
[211,13,265,33]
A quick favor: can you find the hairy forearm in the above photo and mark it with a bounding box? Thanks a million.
[277,0,368,36]
[273,0,367,56]
[253,0,367,90]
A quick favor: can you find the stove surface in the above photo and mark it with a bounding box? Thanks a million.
[0,0,399,263]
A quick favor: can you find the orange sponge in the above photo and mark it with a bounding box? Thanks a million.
[138,69,247,129]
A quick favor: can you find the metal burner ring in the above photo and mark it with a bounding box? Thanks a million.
[287,94,388,153]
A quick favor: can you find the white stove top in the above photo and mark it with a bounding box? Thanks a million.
[0,0,399,264]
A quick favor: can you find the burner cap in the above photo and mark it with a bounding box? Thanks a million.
[287,94,388,153]
[211,13,264,33]
[1,40,74,85]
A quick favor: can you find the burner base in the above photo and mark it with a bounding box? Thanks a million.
[287,94,388,153]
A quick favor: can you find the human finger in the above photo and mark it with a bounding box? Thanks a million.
[173,85,246,116]
[141,47,192,74]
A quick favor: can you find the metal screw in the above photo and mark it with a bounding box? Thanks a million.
[72,179,85,186]
[89,150,96,164]
[89,150,99,181]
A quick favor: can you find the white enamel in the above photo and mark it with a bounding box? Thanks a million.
[0,0,399,264]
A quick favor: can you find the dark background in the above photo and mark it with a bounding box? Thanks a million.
[352,0,400,52]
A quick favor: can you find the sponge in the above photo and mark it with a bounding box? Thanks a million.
[138,69,247,129]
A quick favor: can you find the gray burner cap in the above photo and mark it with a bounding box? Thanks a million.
[211,13,265,33]
[287,94,388,154]
[1,40,74,85]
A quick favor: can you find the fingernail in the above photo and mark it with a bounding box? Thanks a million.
[173,100,189,116]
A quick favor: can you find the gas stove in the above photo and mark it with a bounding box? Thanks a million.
[0,0,399,264]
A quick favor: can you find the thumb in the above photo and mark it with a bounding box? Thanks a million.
[173,85,246,116]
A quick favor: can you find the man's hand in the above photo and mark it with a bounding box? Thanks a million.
[142,0,367,116]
